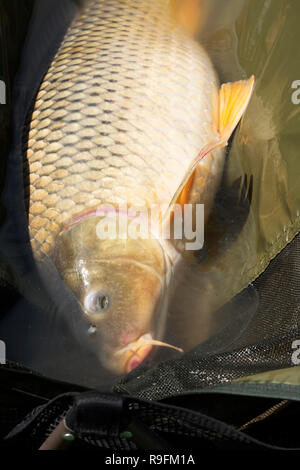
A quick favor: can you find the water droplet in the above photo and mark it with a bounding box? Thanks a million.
[88,325,97,335]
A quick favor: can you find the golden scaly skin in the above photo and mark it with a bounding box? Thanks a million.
[26,0,221,256]
[24,0,224,374]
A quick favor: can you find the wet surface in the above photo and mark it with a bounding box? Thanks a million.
[0,0,299,390]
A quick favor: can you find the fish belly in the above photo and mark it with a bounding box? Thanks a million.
[25,0,222,256]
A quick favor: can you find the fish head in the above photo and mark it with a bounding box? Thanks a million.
[63,258,167,374]
[54,216,170,374]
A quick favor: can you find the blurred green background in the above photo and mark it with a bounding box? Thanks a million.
[202,0,300,294]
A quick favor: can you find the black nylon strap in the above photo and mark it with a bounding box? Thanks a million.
[2,391,299,451]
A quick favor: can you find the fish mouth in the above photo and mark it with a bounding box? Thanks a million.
[124,343,153,373]
[115,333,184,374]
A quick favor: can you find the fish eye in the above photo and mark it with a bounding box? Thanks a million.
[85,291,110,315]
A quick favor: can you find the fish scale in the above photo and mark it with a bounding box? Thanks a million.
[25,0,220,257]
[20,0,255,375]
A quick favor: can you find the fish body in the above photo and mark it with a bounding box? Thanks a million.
[28,0,220,251]
[25,0,254,373]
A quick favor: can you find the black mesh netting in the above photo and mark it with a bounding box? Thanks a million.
[3,391,300,451]
[1,230,299,451]
[0,0,298,399]
[0,0,300,452]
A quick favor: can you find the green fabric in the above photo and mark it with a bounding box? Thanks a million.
[235,366,300,387]
[234,0,300,284]
[199,0,300,305]
[196,367,300,402]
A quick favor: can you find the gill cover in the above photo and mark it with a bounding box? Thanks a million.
[53,214,171,373]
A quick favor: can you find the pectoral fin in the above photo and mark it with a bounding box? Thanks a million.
[218,76,255,143]
[163,76,255,225]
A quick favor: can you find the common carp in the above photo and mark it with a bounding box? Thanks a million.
[24,0,254,374]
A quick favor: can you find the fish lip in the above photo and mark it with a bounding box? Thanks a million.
[115,333,153,357]
[114,333,154,373]
[123,344,153,374]
[115,332,183,373]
